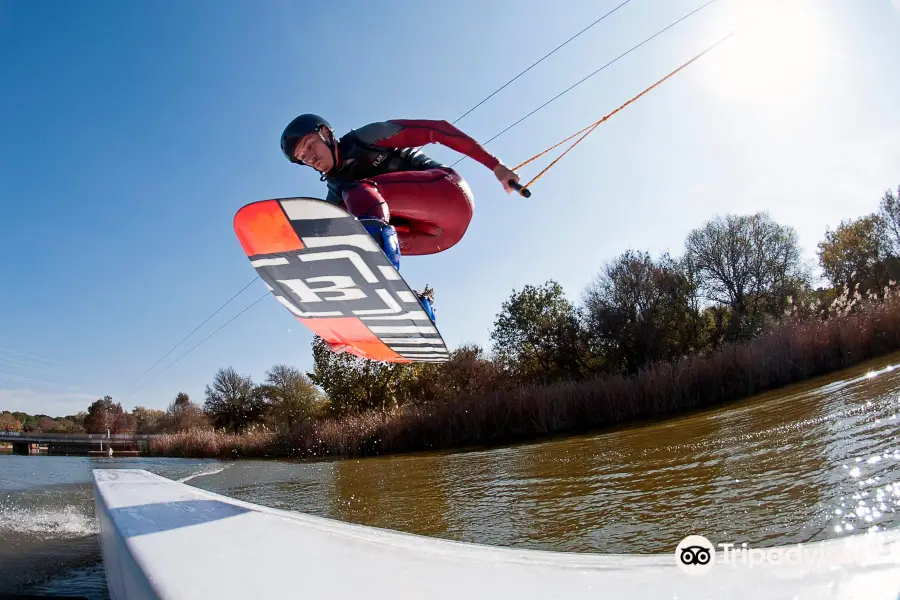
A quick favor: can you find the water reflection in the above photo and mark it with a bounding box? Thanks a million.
[5,354,900,599]
[331,453,450,537]
[311,355,900,554]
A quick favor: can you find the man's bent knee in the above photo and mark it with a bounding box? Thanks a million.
[342,181,390,221]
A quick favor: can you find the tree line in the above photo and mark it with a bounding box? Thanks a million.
[301,184,900,417]
[3,184,898,437]
[0,365,324,436]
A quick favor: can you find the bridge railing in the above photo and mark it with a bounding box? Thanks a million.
[0,431,157,441]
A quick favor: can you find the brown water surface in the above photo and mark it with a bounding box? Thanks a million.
[3,354,899,598]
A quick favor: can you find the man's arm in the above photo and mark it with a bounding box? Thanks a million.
[353,119,501,171]
[324,181,345,206]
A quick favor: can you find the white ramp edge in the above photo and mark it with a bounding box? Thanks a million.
[92,469,900,600]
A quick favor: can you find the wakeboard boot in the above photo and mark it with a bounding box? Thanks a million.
[358,217,436,323]
[414,285,436,322]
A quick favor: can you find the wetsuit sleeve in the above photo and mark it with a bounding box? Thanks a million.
[354,120,501,171]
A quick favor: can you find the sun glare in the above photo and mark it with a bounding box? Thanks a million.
[696,0,834,115]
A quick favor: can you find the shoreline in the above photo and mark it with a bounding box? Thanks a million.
[146,297,900,462]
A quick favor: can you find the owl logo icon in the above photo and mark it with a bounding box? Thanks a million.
[675,535,715,575]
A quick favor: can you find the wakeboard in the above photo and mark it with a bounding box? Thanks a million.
[233,197,449,363]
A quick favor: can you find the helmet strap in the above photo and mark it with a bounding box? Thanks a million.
[309,127,339,177]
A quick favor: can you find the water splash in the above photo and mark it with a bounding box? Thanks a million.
[0,502,97,539]
[178,463,230,483]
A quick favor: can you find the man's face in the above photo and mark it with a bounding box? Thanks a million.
[292,129,334,172]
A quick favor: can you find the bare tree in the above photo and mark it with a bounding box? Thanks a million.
[684,212,809,339]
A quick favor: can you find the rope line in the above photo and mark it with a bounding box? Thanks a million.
[120,275,259,396]
[123,291,270,399]
[513,27,742,190]
[450,0,721,169]
[451,0,634,124]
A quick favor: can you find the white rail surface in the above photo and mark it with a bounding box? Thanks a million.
[92,469,900,600]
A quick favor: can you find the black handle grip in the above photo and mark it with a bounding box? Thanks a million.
[509,179,532,198]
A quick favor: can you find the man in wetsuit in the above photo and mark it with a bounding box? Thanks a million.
[279,114,521,323]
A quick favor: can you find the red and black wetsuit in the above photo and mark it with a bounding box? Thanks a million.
[322,119,501,256]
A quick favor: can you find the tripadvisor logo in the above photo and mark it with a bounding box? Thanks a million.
[675,535,715,575]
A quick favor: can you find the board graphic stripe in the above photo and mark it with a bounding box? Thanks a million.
[389,347,449,353]
[279,198,348,221]
[251,257,289,268]
[360,311,431,321]
[396,291,418,303]
[302,234,379,252]
[290,218,369,240]
[378,266,401,281]
[369,325,438,334]
[297,317,405,362]
[234,200,305,256]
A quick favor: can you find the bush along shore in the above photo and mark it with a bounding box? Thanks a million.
[7,186,900,460]
[146,285,900,460]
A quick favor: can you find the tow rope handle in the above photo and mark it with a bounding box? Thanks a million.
[509,179,532,198]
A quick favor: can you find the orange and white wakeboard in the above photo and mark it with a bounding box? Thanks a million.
[233,197,449,363]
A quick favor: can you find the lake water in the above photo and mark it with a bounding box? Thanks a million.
[2,354,899,598]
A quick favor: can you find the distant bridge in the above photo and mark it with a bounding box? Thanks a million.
[0,431,155,455]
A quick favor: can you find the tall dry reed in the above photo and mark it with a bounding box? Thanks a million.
[148,425,276,458]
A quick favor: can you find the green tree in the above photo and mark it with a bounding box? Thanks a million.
[583,250,705,374]
[203,367,267,433]
[0,411,22,432]
[401,344,509,406]
[816,214,890,296]
[490,280,592,384]
[307,336,414,415]
[12,412,38,432]
[259,364,322,431]
[132,406,167,434]
[166,392,209,432]
[83,396,126,434]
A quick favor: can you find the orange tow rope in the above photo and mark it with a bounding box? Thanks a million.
[511,27,742,196]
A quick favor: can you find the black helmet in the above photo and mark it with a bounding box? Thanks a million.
[280,114,334,165]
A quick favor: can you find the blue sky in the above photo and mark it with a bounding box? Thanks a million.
[1,0,899,417]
